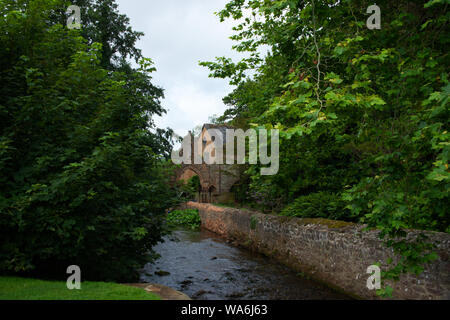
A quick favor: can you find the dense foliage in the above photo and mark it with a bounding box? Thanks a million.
[166,209,201,230]
[201,0,449,296]
[180,175,201,201]
[0,0,178,282]
[280,191,347,220]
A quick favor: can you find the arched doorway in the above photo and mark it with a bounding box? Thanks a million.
[179,168,202,202]
[228,179,249,206]
[208,185,216,203]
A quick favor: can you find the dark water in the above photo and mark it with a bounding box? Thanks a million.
[140,229,350,300]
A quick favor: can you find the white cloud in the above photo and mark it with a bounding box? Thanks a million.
[160,82,228,138]
[116,0,246,136]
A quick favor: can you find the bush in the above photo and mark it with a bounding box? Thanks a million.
[280,192,351,221]
[0,0,177,282]
[166,209,201,230]
[180,175,201,201]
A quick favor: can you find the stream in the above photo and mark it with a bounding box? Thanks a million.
[140,229,350,300]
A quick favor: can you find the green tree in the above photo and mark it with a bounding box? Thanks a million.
[201,0,449,296]
[51,0,145,70]
[0,0,178,282]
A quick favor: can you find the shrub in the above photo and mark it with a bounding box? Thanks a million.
[180,175,201,201]
[280,192,351,221]
[166,209,201,230]
[0,0,177,282]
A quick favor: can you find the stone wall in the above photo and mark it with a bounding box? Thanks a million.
[176,164,240,199]
[183,202,450,300]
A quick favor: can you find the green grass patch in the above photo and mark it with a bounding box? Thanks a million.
[166,209,201,230]
[215,202,241,209]
[0,277,161,300]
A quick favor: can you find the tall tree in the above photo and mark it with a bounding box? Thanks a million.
[0,0,177,281]
[201,0,449,296]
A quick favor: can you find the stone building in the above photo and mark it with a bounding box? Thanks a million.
[175,124,240,204]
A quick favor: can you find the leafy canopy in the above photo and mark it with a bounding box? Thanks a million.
[0,0,178,281]
[201,0,449,297]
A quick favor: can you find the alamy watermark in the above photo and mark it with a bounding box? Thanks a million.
[66,265,81,290]
[66,5,81,30]
[366,265,381,290]
[171,128,279,176]
[366,4,381,30]
[64,3,379,31]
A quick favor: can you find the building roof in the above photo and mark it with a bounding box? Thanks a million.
[202,124,234,144]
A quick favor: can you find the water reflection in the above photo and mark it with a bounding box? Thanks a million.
[140,229,350,300]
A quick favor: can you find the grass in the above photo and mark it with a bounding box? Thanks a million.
[215,202,271,213]
[215,202,241,209]
[0,277,161,300]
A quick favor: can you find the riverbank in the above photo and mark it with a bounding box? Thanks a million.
[182,202,450,300]
[0,277,161,300]
[124,283,191,300]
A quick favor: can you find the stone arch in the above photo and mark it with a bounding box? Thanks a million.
[177,165,214,203]
[178,166,205,185]
[177,167,200,201]
[179,167,200,183]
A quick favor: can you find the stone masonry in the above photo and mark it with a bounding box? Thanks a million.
[184,202,450,300]
[175,124,240,203]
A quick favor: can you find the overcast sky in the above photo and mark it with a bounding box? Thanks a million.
[116,0,244,138]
